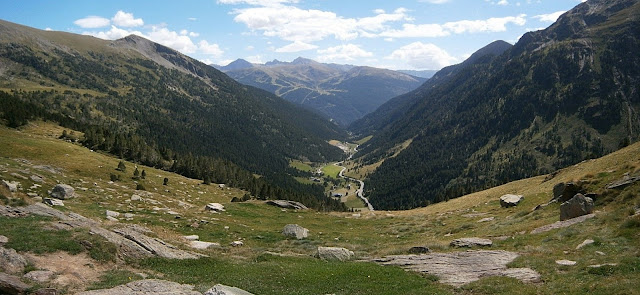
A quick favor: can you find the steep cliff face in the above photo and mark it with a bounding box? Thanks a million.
[351,0,640,210]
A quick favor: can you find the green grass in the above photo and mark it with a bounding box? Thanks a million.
[344,195,366,209]
[289,160,313,172]
[87,270,144,290]
[1,215,85,254]
[138,254,453,295]
[321,164,343,179]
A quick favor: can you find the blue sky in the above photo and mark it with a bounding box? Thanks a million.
[1,0,585,70]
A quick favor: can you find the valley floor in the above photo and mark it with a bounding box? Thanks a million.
[1,122,639,294]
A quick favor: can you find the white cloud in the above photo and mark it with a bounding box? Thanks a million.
[379,23,450,38]
[217,0,299,7]
[532,10,565,22]
[276,40,318,53]
[386,42,458,70]
[112,11,144,27]
[147,26,199,54]
[246,45,255,50]
[316,44,373,62]
[45,27,53,31]
[198,40,224,57]
[74,16,110,28]
[442,14,526,34]
[189,32,200,37]
[88,25,143,40]
[497,0,509,5]
[188,17,198,21]
[419,0,451,3]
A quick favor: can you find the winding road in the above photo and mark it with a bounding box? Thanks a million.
[335,154,374,211]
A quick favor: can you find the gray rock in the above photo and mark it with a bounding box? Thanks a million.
[106,210,120,218]
[0,247,28,274]
[1,180,19,193]
[374,250,540,287]
[0,236,8,245]
[30,175,44,183]
[10,173,27,180]
[556,259,577,266]
[477,217,495,223]
[130,195,142,201]
[205,203,225,212]
[450,237,493,248]
[230,241,244,247]
[77,279,201,295]
[557,182,581,203]
[50,184,75,199]
[189,241,221,250]
[552,182,565,200]
[183,235,199,241]
[0,272,31,295]
[408,246,430,254]
[106,216,119,222]
[560,193,594,221]
[530,213,596,234]
[204,284,254,295]
[282,224,309,239]
[266,200,308,210]
[34,288,57,295]
[316,246,354,261]
[24,270,55,283]
[500,194,524,208]
[43,198,64,207]
[111,227,201,259]
[576,239,595,250]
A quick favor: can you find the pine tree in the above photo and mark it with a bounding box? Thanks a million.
[116,161,126,172]
[163,177,169,185]
[133,167,140,180]
[141,169,146,179]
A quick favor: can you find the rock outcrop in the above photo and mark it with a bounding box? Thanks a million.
[266,200,308,210]
[560,193,594,221]
[204,284,254,295]
[450,237,493,248]
[282,224,309,239]
[77,279,201,295]
[373,250,541,286]
[500,194,524,208]
[530,213,595,234]
[50,184,75,199]
[316,247,354,261]
[205,203,225,212]
[0,272,31,295]
[0,247,28,274]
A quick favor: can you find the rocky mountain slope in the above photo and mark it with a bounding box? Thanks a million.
[349,0,640,210]
[217,57,426,126]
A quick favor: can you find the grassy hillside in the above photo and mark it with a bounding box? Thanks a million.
[0,122,638,294]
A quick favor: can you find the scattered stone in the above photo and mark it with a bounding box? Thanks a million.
[556,259,577,266]
[77,279,201,295]
[408,246,430,254]
[606,175,640,189]
[34,288,57,295]
[500,194,524,208]
[576,239,595,250]
[478,217,495,223]
[43,198,64,207]
[106,210,120,218]
[10,173,27,180]
[24,270,55,283]
[596,251,606,256]
[230,241,244,247]
[1,180,19,192]
[27,193,39,198]
[0,272,31,295]
[530,213,595,234]
[183,235,199,241]
[374,250,540,286]
[560,193,593,221]
[282,224,309,240]
[109,227,201,259]
[0,236,7,245]
[30,175,44,183]
[351,213,361,218]
[190,241,221,250]
[124,213,134,219]
[204,284,254,295]
[316,246,354,261]
[106,216,119,222]
[49,184,75,199]
[0,247,28,274]
[205,203,225,212]
[588,263,617,268]
[266,200,308,210]
[130,195,142,201]
[450,237,492,248]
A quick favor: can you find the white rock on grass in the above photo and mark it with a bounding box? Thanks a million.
[190,241,221,250]
[316,246,354,261]
[576,239,595,250]
[106,210,120,217]
[282,224,309,240]
[204,284,254,295]
[50,184,75,199]
[205,203,225,212]
[450,237,493,248]
[183,235,200,241]
[230,241,244,247]
[500,194,524,208]
[556,259,577,266]
[43,198,64,207]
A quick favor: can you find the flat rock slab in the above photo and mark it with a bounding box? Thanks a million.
[500,194,524,208]
[530,214,595,234]
[204,284,254,295]
[77,279,201,295]
[265,200,308,210]
[373,250,540,287]
[450,237,493,248]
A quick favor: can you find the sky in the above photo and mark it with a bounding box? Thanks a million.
[1,0,586,70]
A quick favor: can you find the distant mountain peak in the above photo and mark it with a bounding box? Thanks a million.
[291,57,316,65]
[224,58,254,70]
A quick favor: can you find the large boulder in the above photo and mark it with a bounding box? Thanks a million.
[553,182,581,203]
[204,284,254,295]
[560,193,594,221]
[205,203,225,212]
[0,272,31,295]
[1,180,20,193]
[50,184,75,199]
[499,194,523,208]
[450,237,493,248]
[0,247,28,274]
[266,200,308,210]
[316,246,354,261]
[282,224,309,239]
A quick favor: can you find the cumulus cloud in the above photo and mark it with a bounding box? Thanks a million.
[533,11,565,22]
[386,42,458,70]
[419,0,451,3]
[276,41,318,53]
[379,23,450,38]
[378,14,526,38]
[217,0,299,6]
[198,40,224,57]
[112,10,144,27]
[74,16,110,28]
[88,26,143,40]
[316,44,373,62]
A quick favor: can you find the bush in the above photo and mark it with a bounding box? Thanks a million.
[136,183,146,191]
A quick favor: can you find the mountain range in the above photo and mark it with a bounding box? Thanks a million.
[214,58,426,126]
[350,0,640,210]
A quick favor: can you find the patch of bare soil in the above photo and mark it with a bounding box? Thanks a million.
[25,252,111,293]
